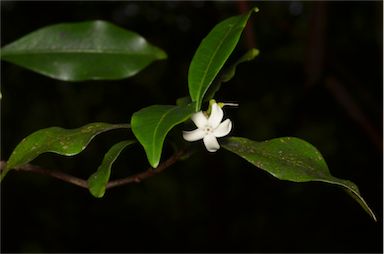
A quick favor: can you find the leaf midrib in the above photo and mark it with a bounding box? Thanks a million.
[7,123,130,170]
[194,23,236,107]
[245,146,318,177]
[151,107,179,166]
[227,139,358,186]
[226,139,325,179]
[1,49,159,56]
[29,124,129,155]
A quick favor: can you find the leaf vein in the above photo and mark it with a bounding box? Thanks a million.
[195,25,235,106]
[151,107,179,165]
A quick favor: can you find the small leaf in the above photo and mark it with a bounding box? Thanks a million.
[131,104,195,168]
[222,136,377,221]
[188,8,258,111]
[2,123,130,180]
[204,48,259,102]
[88,140,135,198]
[1,20,167,81]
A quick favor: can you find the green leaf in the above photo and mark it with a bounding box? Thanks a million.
[88,140,135,198]
[131,104,195,168]
[204,48,259,102]
[2,123,130,180]
[222,136,377,221]
[188,8,258,111]
[0,20,167,81]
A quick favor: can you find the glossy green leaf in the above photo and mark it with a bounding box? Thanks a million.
[2,123,130,180]
[204,48,259,102]
[88,140,135,198]
[188,8,258,111]
[222,136,377,221]
[0,20,167,81]
[131,104,195,168]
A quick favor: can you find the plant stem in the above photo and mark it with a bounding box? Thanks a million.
[0,149,186,190]
[106,149,185,189]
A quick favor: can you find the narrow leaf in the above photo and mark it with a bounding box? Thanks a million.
[2,123,130,180]
[222,136,377,221]
[204,48,259,102]
[131,104,195,168]
[188,8,258,111]
[88,140,135,198]
[1,20,167,81]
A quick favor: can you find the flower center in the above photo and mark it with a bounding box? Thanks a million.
[204,126,213,134]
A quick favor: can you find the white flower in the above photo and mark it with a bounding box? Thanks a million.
[182,103,232,152]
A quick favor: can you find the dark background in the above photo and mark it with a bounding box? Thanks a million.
[1,1,382,252]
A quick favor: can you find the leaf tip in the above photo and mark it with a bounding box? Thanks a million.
[158,50,168,60]
[0,170,8,182]
[88,179,105,198]
[150,159,160,169]
[250,48,260,58]
[95,192,105,198]
[1,162,12,181]
[90,189,105,198]
[371,212,378,222]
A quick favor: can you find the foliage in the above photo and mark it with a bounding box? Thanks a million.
[2,123,130,179]
[1,7,376,222]
[131,104,195,168]
[222,137,376,221]
[88,140,136,198]
[1,20,166,81]
[188,8,258,111]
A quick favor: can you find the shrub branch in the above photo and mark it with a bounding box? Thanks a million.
[0,149,186,191]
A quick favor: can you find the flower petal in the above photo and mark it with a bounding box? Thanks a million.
[208,103,223,129]
[182,129,206,142]
[203,134,220,152]
[213,119,232,138]
[191,111,208,129]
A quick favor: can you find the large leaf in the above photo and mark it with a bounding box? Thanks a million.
[131,104,195,168]
[88,140,135,198]
[204,48,259,102]
[2,123,130,180]
[0,20,167,81]
[188,8,258,111]
[222,136,377,221]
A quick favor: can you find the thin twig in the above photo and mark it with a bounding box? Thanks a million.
[0,162,89,188]
[305,1,327,88]
[303,3,381,151]
[0,149,186,190]
[106,149,185,189]
[325,76,382,151]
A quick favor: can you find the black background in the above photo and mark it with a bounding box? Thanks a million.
[1,1,382,252]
